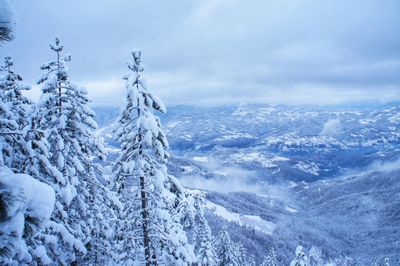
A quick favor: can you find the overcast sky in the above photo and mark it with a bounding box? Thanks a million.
[1,0,399,107]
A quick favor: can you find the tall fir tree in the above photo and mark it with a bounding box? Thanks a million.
[168,176,216,265]
[0,56,31,171]
[112,50,194,265]
[32,37,114,265]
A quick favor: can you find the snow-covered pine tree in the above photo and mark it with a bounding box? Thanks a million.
[112,50,193,265]
[308,246,324,266]
[0,56,31,171]
[33,37,114,265]
[186,191,216,265]
[235,242,249,265]
[170,178,216,265]
[25,105,117,265]
[261,247,278,266]
[214,228,245,266]
[0,56,31,127]
[0,86,18,169]
[290,245,309,266]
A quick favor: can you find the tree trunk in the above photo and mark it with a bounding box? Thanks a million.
[57,51,62,114]
[58,82,62,114]
[140,175,152,266]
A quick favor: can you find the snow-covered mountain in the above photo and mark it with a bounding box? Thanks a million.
[93,103,400,264]
[95,103,400,182]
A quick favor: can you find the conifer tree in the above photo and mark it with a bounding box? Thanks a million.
[188,191,216,265]
[171,179,216,265]
[214,228,246,266]
[261,247,278,266]
[0,89,18,169]
[0,56,31,127]
[0,56,31,171]
[309,246,324,266]
[112,50,193,265]
[290,245,309,266]
[235,242,249,265]
[0,10,58,266]
[33,37,113,265]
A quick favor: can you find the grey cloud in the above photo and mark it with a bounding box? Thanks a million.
[1,0,399,106]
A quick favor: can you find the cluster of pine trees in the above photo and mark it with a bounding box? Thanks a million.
[0,38,259,265]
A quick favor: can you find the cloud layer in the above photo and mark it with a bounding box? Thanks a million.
[1,0,399,106]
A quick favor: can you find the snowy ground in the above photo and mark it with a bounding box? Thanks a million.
[205,200,276,235]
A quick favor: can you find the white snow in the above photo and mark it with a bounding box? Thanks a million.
[388,112,400,123]
[359,118,377,125]
[0,167,55,221]
[31,245,52,265]
[214,132,254,141]
[205,200,276,234]
[285,205,299,213]
[229,152,288,168]
[0,167,55,263]
[61,183,77,206]
[296,161,320,176]
[180,133,192,140]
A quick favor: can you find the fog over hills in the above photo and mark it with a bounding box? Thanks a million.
[94,103,400,264]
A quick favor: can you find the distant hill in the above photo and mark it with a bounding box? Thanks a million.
[94,103,400,264]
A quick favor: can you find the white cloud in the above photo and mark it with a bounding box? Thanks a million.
[4,0,400,107]
[83,77,125,106]
[180,174,263,194]
[342,157,400,179]
[320,118,342,136]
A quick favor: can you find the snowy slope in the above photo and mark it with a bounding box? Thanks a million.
[204,167,400,265]
[205,200,276,235]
